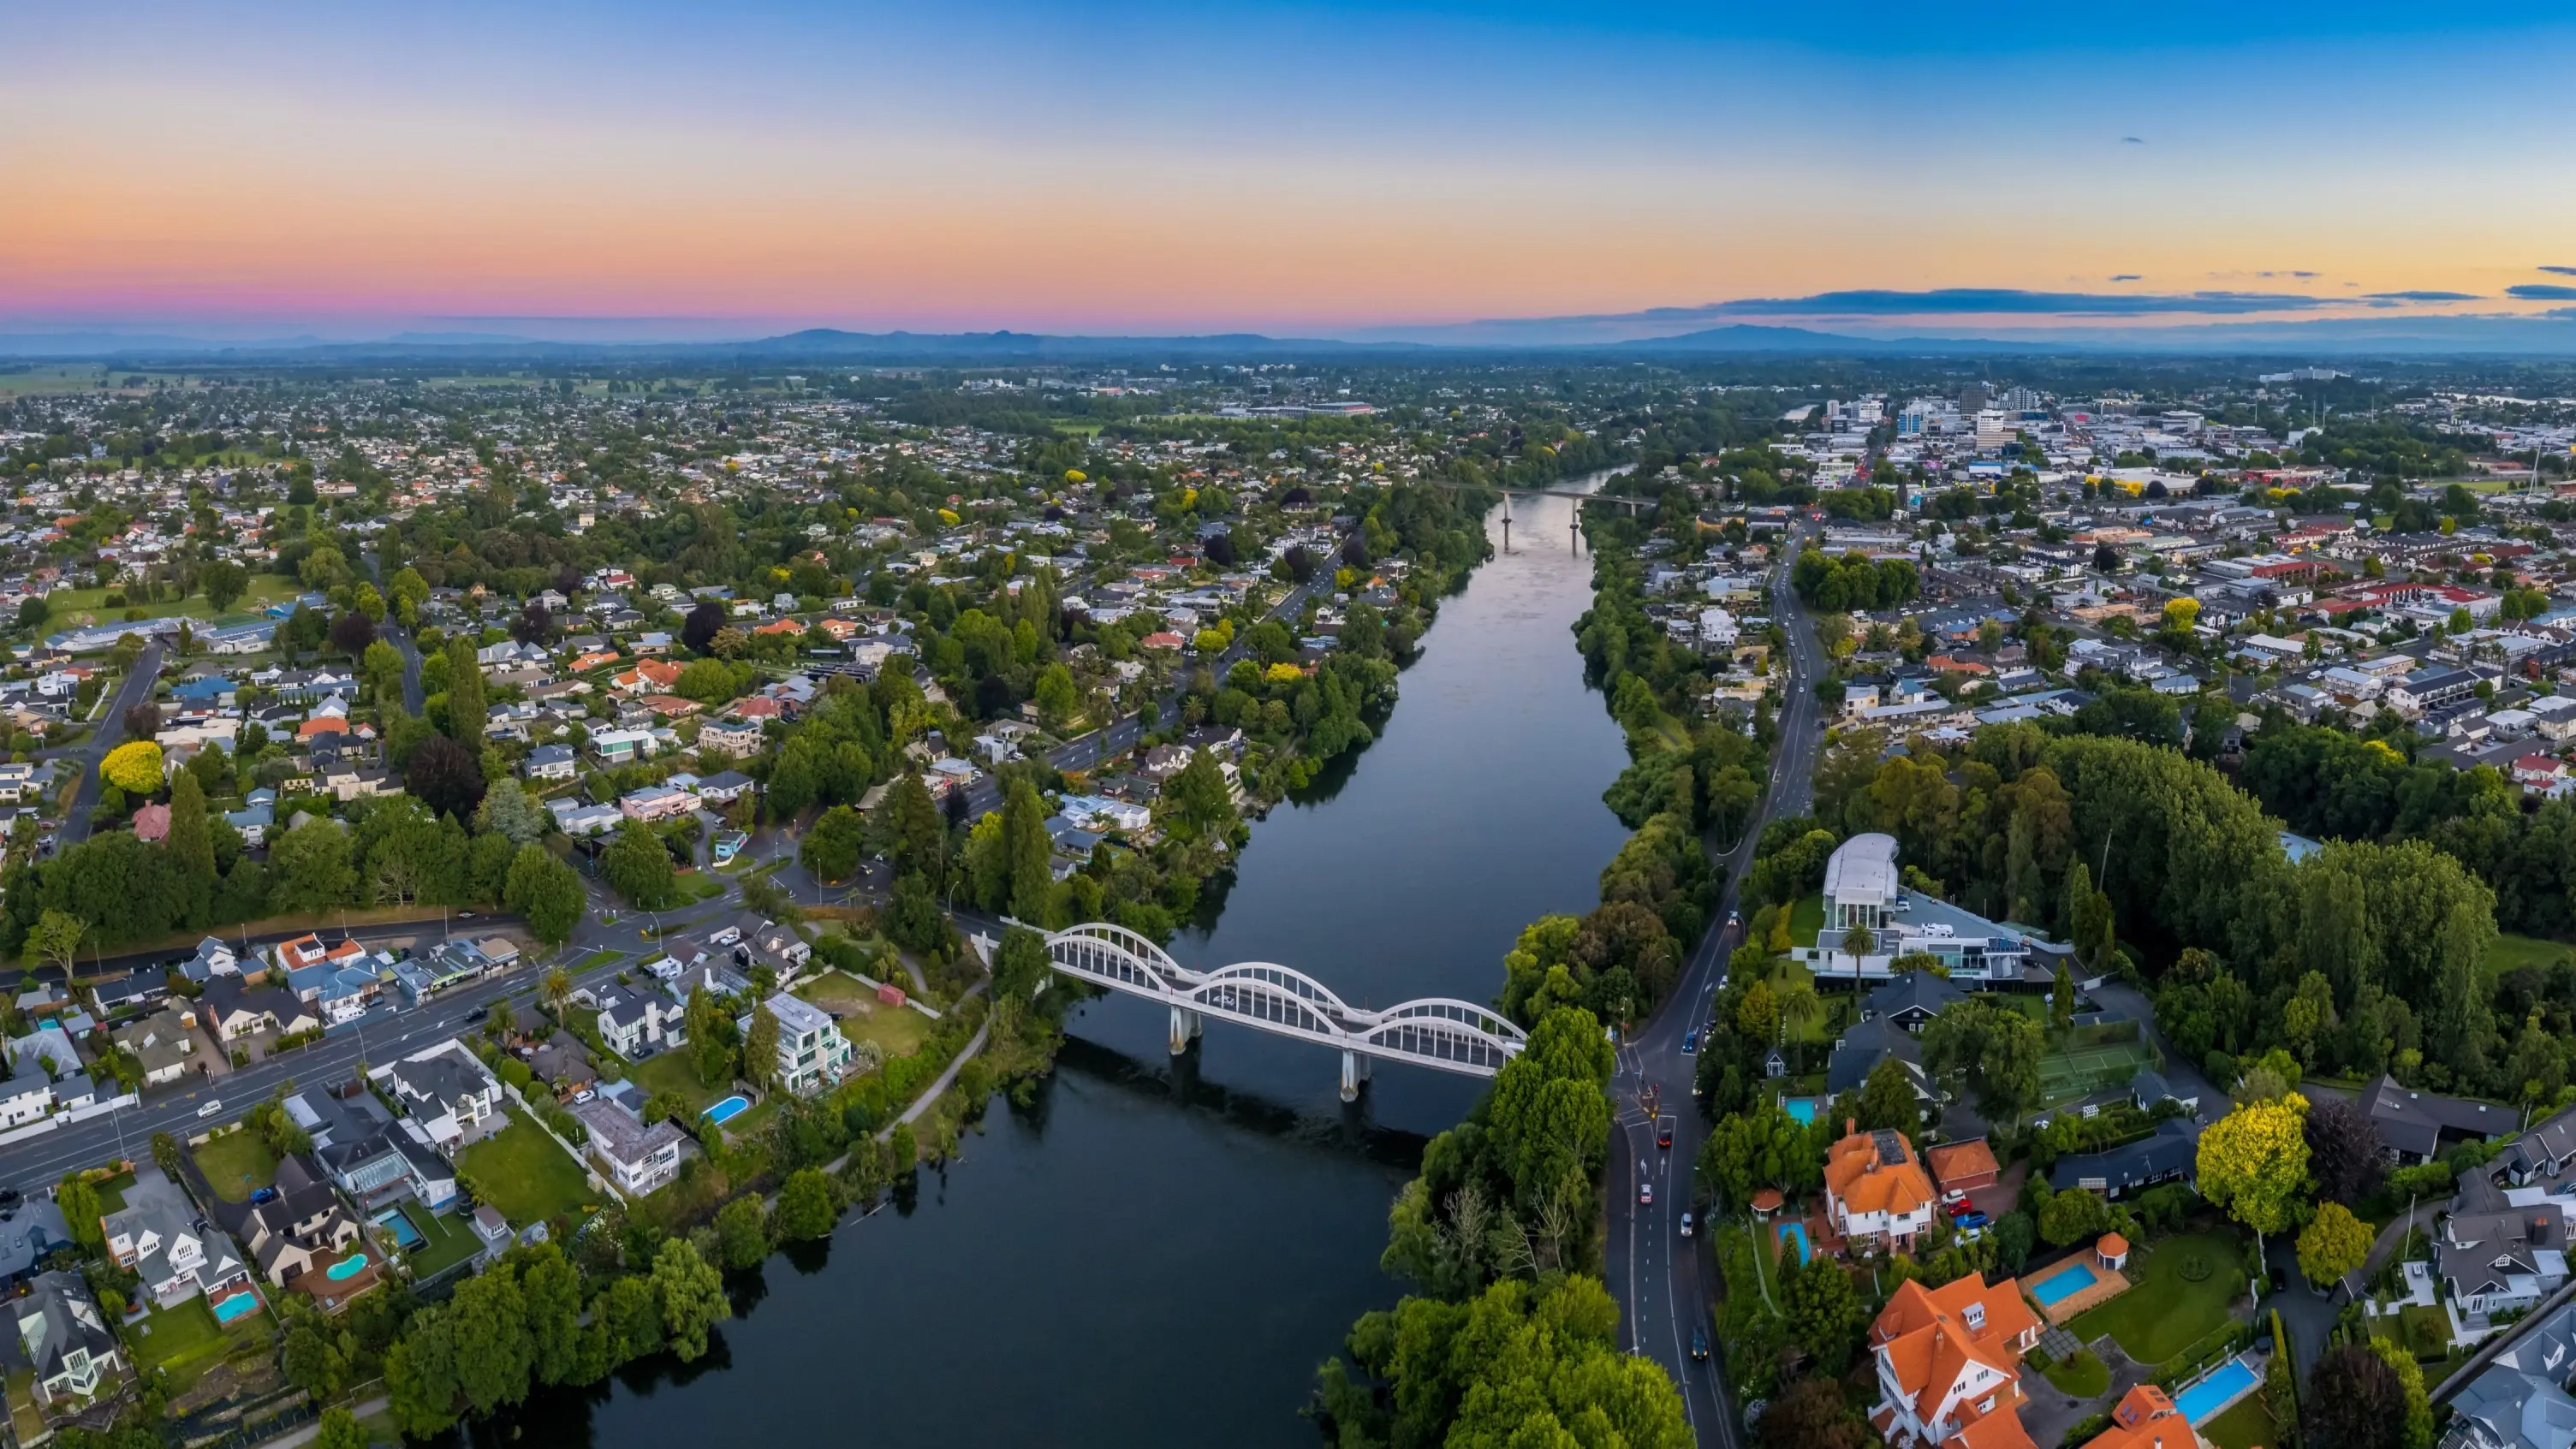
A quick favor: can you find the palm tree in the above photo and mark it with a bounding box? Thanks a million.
[540,966,573,1019]
[1841,922,1877,983]
[1778,982,1823,1044]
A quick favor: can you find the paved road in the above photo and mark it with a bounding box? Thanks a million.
[1605,520,1826,1449]
[359,549,426,714]
[56,640,167,845]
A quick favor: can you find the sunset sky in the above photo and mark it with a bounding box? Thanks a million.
[7,0,2576,341]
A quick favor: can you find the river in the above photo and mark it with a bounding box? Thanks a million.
[462,484,1633,1447]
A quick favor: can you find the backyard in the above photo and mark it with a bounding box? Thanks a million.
[2067,1231,2247,1364]
[128,1297,267,1396]
[454,1119,599,1229]
[394,1203,484,1277]
[2199,1393,2277,1449]
[795,973,934,1060]
[629,1047,728,1116]
[193,1131,278,1203]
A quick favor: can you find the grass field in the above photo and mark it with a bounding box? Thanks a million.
[796,977,935,1060]
[2484,931,2569,977]
[2041,1346,2110,1398]
[41,574,303,630]
[629,1048,728,1115]
[2069,1232,2246,1363]
[129,1297,266,1395]
[396,1203,483,1277]
[0,364,108,397]
[454,1119,599,1228]
[2199,1394,2276,1449]
[575,948,625,971]
[193,1130,278,1203]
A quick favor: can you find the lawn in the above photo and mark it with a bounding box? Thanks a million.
[1786,894,1823,947]
[2041,1346,2109,1398]
[794,974,933,1060]
[629,1048,728,1114]
[2484,932,2568,978]
[129,1297,265,1395]
[454,1120,600,1229]
[41,574,302,629]
[396,1203,483,1277]
[193,1131,278,1203]
[93,1170,135,1216]
[2068,1231,2246,1364]
[575,948,625,971]
[2199,1393,2276,1449]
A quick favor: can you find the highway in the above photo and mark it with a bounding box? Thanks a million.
[1605,516,1826,1448]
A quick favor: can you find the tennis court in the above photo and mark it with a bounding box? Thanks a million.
[2039,1041,2158,1104]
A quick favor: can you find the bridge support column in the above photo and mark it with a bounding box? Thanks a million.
[1169,1006,1202,1056]
[1339,1049,1371,1102]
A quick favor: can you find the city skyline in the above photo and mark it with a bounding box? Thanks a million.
[8,0,2576,342]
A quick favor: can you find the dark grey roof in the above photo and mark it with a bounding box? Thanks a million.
[3,1269,115,1384]
[2049,1117,2199,1193]
[1826,1016,1924,1096]
[2365,1073,2512,1160]
[1863,972,1967,1022]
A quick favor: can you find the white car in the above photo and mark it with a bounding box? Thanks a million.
[197,1100,222,1119]
[1681,1212,1694,1238]
[1639,1179,1653,1206]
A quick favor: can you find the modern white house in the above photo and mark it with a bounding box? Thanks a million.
[1796,833,2068,986]
[758,993,855,1097]
[572,1097,687,1195]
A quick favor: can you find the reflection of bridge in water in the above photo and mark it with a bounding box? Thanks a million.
[1043,923,1527,1101]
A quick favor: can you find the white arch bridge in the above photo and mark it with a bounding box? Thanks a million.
[1043,923,1528,1100]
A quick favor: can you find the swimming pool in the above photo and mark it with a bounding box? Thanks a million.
[1775,1221,1812,1265]
[1781,1096,1819,1125]
[372,1208,425,1250]
[211,1291,260,1324]
[703,1095,751,1127]
[325,1251,370,1282]
[2031,1260,2101,1307]
[2174,1357,2260,1424]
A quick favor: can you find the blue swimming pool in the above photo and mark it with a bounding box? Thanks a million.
[2174,1358,2259,1424]
[2030,1260,2100,1307]
[703,1095,751,1126]
[1781,1096,1818,1125]
[325,1251,370,1282]
[211,1290,260,1324]
[1775,1221,1812,1265]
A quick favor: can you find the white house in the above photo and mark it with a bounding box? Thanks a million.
[598,992,687,1059]
[572,1097,687,1195]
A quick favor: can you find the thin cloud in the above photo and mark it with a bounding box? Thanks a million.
[2365,291,2483,302]
[1696,288,2341,318]
[2109,274,2143,282]
[2508,284,2576,300]
[2121,136,2145,144]
[2541,266,2576,276]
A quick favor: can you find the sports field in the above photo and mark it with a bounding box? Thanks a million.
[2038,1040,2159,1103]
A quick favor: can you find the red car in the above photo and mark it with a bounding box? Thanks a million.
[1946,1198,1976,1218]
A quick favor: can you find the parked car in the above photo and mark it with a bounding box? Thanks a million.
[1954,1210,1990,1230]
[1946,1198,1975,1217]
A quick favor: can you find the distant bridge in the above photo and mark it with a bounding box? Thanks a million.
[1043,923,1528,1099]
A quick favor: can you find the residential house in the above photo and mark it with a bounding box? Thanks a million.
[572,1096,687,1195]
[2048,1117,2199,1198]
[598,992,687,1060]
[2439,1204,2569,1327]
[1824,1122,1939,1251]
[695,769,756,804]
[618,784,694,822]
[2439,1295,2576,1449]
[522,744,579,781]
[2075,1386,2186,1449]
[1867,1274,2043,1449]
[1864,972,1968,1031]
[376,1045,501,1151]
[694,718,765,758]
[758,993,855,1097]
[214,1155,378,1311]
[2365,1073,2514,1164]
[100,1167,249,1309]
[588,727,659,765]
[527,1033,597,1098]
[288,1086,456,1212]
[3,1268,122,1408]
[89,971,166,1017]
[200,977,320,1043]
[109,1005,199,1086]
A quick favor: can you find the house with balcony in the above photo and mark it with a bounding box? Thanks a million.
[757,993,855,1097]
[598,991,687,1060]
[376,1044,502,1152]
[288,1085,457,1212]
[573,1096,687,1195]
[1795,833,2069,987]
[100,1167,249,1309]
[1824,1122,1939,1252]
[2439,1203,2570,1338]
[3,1268,122,1409]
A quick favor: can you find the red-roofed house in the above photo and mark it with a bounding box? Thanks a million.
[1825,1122,1939,1251]
[133,803,171,844]
[2514,753,2569,790]
[1868,1274,2043,1449]
[568,650,622,674]
[1139,632,1186,651]
[2074,1384,2183,1449]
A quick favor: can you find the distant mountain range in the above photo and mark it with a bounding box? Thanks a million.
[7,315,2576,364]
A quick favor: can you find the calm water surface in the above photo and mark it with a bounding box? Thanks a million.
[469,490,1630,1447]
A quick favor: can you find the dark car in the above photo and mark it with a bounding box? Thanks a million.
[466,1007,488,1023]
[1690,1327,1709,1363]
[1657,1122,1675,1149]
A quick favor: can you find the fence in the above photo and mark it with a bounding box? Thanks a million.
[2151,1317,2260,1390]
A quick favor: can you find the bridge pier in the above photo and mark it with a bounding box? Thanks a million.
[1339,1049,1371,1102]
[1169,1006,1203,1056]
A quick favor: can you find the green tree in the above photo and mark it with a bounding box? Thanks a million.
[2050,962,2075,1032]
[474,777,548,845]
[1161,748,1237,842]
[384,1304,461,1437]
[800,804,866,882]
[270,818,356,912]
[878,770,947,883]
[714,1195,769,1269]
[772,1168,840,1242]
[1920,997,2044,1125]
[443,636,486,744]
[686,985,730,1088]
[54,1173,100,1249]
[448,1261,535,1411]
[1032,662,1079,730]
[742,1001,781,1091]
[652,1238,730,1363]
[389,566,430,627]
[520,1242,583,1387]
[1485,1007,1614,1213]
[2198,1094,2313,1266]
[1697,1102,1822,1204]
[281,1315,348,1399]
[312,1407,366,1449]
[25,910,83,977]
[2370,1337,2435,1449]
[503,843,585,947]
[200,560,250,614]
[1001,779,1054,925]
[1780,1250,1871,1374]
[602,819,674,908]
[2297,1200,2372,1287]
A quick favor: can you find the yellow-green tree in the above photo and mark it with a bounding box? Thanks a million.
[2295,1200,2371,1286]
[2368,1336,2436,1449]
[2198,1093,2312,1268]
[99,739,164,794]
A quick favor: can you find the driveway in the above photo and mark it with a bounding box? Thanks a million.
[57,639,166,843]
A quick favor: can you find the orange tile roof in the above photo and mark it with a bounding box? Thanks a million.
[1826,1127,1937,1219]
[753,618,804,635]
[1949,1410,2038,1449]
[1873,1274,2041,1448]
[2097,1232,2130,1259]
[1926,1139,2001,1187]
[2077,1385,2181,1449]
